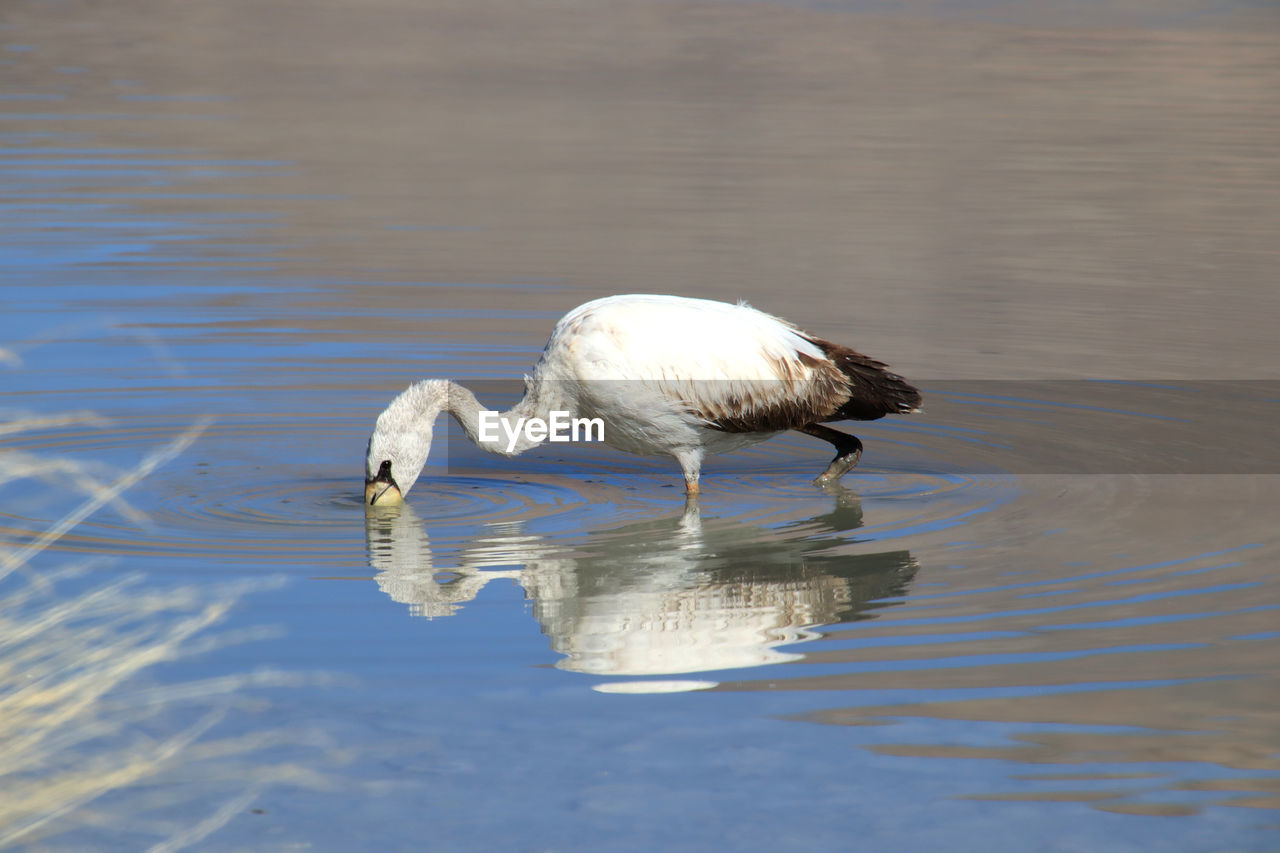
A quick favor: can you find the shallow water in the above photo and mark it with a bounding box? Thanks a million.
[3,1,1279,850]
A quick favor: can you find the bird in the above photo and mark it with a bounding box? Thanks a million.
[364,294,921,506]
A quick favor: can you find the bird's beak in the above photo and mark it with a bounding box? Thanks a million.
[365,460,403,507]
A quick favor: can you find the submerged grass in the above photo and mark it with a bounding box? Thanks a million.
[0,406,327,850]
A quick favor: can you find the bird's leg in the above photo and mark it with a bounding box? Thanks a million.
[798,424,864,485]
[679,492,702,531]
[675,449,703,497]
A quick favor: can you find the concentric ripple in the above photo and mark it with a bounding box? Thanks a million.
[1,404,1015,573]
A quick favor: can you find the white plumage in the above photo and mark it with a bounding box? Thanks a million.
[364,294,920,505]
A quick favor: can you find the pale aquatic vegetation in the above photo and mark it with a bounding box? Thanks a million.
[0,394,328,850]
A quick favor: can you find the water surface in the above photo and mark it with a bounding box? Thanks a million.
[2,1,1278,849]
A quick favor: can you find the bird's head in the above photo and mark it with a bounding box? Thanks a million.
[364,384,441,506]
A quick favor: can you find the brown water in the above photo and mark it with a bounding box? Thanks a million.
[2,0,1278,849]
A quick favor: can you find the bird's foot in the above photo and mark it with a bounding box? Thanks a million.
[812,447,862,486]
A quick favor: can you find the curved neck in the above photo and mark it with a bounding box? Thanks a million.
[443,380,555,456]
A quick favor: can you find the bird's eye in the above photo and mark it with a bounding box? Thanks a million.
[368,460,395,485]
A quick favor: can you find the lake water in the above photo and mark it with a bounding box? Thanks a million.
[2,1,1278,850]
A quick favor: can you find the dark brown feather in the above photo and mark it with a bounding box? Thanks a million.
[806,336,922,422]
[700,335,920,434]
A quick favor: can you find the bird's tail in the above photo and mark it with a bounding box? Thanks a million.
[806,337,923,420]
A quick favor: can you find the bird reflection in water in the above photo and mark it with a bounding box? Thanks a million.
[364,492,916,682]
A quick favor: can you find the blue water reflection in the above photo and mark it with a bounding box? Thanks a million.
[3,2,1279,849]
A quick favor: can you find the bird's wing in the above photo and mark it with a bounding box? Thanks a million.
[542,296,852,432]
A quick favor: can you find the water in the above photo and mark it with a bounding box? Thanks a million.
[2,1,1279,850]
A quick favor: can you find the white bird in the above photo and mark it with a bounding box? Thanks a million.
[364,294,921,505]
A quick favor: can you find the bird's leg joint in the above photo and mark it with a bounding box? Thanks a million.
[800,423,864,485]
